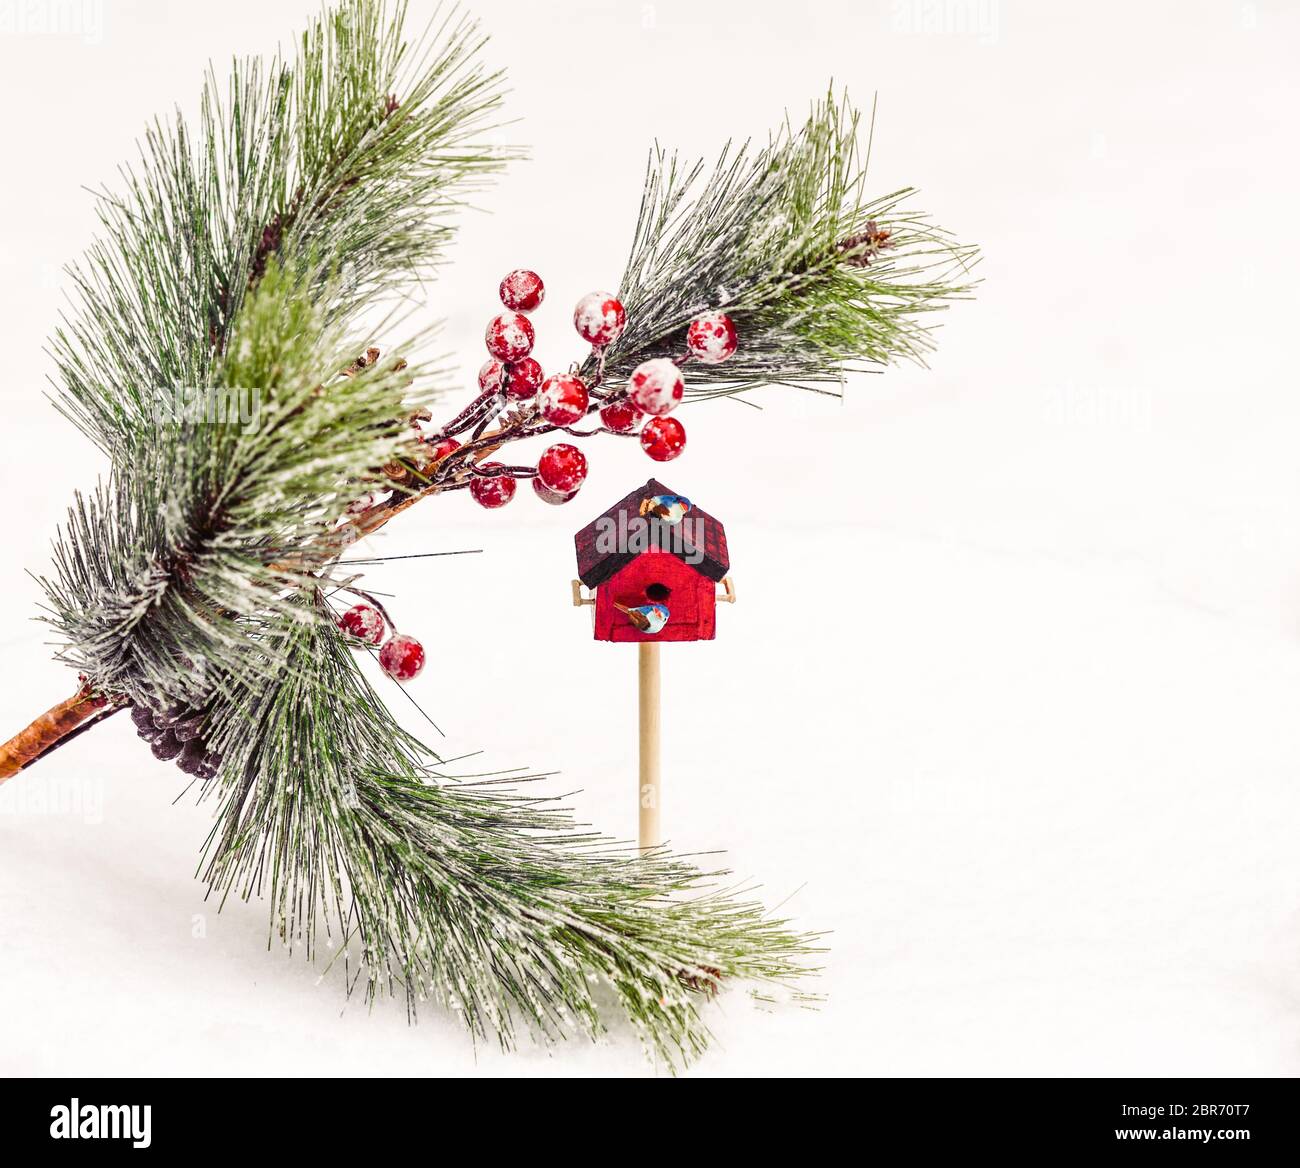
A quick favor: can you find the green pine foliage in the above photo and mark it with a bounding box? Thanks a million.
[31,0,975,1066]
[201,600,815,1062]
[587,93,978,397]
[42,257,423,707]
[51,0,503,453]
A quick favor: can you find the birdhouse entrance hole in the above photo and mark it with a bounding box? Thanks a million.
[645,582,672,603]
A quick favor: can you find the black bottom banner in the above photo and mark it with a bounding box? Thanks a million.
[1,1076,1293,1153]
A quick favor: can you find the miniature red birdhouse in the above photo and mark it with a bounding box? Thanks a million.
[574,479,731,642]
[571,479,735,849]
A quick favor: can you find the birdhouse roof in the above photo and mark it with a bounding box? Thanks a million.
[574,478,729,588]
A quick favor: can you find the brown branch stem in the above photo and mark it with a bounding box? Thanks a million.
[0,680,113,784]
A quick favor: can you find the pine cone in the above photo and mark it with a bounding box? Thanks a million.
[131,701,221,780]
[836,220,893,267]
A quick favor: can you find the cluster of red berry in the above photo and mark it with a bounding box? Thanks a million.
[338,602,425,681]
[462,269,737,510]
[337,270,739,681]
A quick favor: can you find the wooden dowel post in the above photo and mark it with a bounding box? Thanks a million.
[637,641,661,851]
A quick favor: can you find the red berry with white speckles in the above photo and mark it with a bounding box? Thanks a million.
[420,435,460,469]
[627,357,684,416]
[640,416,687,462]
[379,633,426,681]
[599,397,642,433]
[338,603,386,645]
[686,311,737,364]
[469,464,518,509]
[482,356,543,399]
[533,477,577,505]
[478,357,505,392]
[573,292,626,347]
[538,374,589,426]
[499,269,545,313]
[537,443,588,495]
[504,356,543,400]
[485,311,534,362]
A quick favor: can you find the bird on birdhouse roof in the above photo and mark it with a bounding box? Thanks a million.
[574,478,729,590]
[639,494,692,525]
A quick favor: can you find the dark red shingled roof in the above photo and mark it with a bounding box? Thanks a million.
[574,478,729,588]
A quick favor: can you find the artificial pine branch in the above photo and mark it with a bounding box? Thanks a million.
[2,0,977,1066]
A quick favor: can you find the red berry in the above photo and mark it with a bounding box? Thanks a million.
[537,443,588,494]
[573,292,626,346]
[499,269,545,313]
[338,603,385,645]
[533,477,577,505]
[478,357,505,393]
[479,355,540,397]
[600,397,642,433]
[640,416,687,462]
[686,312,737,364]
[627,357,684,416]
[485,311,534,362]
[470,464,518,508]
[379,634,426,682]
[504,356,543,400]
[538,374,589,425]
[421,436,460,468]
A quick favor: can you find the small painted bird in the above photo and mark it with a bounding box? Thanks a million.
[639,494,692,525]
[614,602,671,635]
